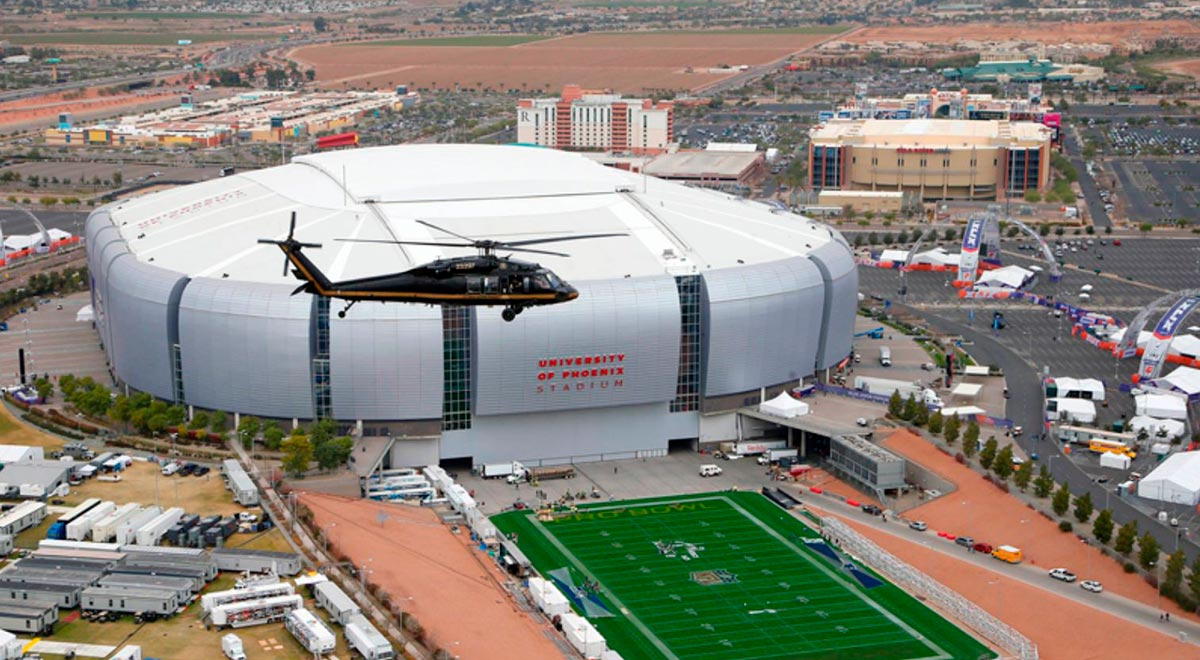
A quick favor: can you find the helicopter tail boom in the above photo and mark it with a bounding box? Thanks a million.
[257,212,333,295]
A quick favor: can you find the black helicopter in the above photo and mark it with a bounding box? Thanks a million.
[259,212,625,321]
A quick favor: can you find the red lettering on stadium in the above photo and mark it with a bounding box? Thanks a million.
[896,147,950,154]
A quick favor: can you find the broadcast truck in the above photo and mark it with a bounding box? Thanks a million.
[853,376,942,407]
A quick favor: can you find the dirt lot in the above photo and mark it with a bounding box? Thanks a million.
[300,491,563,660]
[845,19,1200,45]
[1154,58,1200,79]
[0,87,180,130]
[881,429,1191,616]
[66,459,250,516]
[293,30,842,93]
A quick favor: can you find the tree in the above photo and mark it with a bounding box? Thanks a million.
[901,393,919,421]
[209,410,227,432]
[1073,491,1094,523]
[1023,189,1041,203]
[39,197,57,208]
[1092,509,1114,544]
[964,420,981,454]
[943,228,957,241]
[944,414,961,446]
[1013,458,1033,491]
[978,436,998,470]
[992,445,1014,480]
[911,402,929,427]
[262,423,285,451]
[1139,222,1153,235]
[281,434,313,475]
[1052,481,1071,517]
[928,411,944,434]
[1189,554,1200,605]
[237,416,261,450]
[1033,465,1054,498]
[33,376,52,401]
[1115,520,1138,556]
[314,435,353,471]
[188,411,209,431]
[314,16,329,32]
[1138,532,1160,571]
[1165,550,1186,596]
[112,172,122,186]
[887,390,904,418]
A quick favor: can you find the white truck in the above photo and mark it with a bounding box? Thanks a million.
[757,448,799,465]
[222,634,246,660]
[481,462,518,479]
[718,440,788,457]
[853,376,942,407]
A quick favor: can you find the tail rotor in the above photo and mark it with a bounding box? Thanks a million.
[257,211,322,277]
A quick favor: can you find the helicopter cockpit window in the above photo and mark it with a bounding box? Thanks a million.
[533,274,550,290]
[545,272,560,288]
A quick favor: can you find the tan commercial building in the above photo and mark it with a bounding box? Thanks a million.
[517,85,673,155]
[808,119,1052,201]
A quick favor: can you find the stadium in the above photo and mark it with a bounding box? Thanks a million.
[85,144,856,466]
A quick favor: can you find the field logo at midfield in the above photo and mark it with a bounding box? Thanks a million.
[691,569,738,586]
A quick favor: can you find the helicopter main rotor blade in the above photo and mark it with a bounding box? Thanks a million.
[334,238,477,248]
[504,246,571,257]
[500,232,628,248]
[415,219,477,243]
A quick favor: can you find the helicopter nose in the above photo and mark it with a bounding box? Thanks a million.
[562,286,579,301]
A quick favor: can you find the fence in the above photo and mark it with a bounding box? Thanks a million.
[820,516,1038,660]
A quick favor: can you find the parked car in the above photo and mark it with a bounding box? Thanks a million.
[955,536,975,548]
[909,520,927,532]
[861,504,882,516]
[1049,568,1077,582]
[193,466,211,477]
[1080,580,1103,593]
[178,463,197,476]
[972,542,994,554]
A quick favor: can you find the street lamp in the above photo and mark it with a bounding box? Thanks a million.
[359,557,374,590]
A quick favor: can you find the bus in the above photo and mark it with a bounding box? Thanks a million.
[1088,438,1136,459]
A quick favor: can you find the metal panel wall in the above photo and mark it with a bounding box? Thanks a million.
[330,303,443,421]
[807,240,859,370]
[104,256,186,400]
[178,279,314,419]
[93,227,131,368]
[474,276,679,416]
[702,257,825,397]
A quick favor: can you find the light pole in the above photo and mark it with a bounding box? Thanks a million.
[359,557,374,590]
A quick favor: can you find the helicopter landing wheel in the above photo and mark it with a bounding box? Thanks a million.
[502,305,523,322]
[338,301,357,319]
[337,310,346,319]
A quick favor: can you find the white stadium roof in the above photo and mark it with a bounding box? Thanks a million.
[106,145,845,285]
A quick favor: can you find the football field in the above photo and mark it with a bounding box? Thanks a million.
[492,491,993,660]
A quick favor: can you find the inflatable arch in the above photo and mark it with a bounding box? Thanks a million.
[1114,290,1200,382]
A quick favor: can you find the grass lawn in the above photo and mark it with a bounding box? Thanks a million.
[42,573,351,660]
[0,32,278,46]
[350,34,550,47]
[0,403,66,451]
[494,492,992,660]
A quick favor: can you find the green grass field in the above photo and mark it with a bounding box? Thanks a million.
[0,32,277,45]
[351,35,550,47]
[493,492,992,660]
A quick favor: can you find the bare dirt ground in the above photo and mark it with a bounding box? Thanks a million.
[299,491,564,660]
[845,19,1200,45]
[292,31,836,94]
[68,459,250,516]
[819,507,1189,660]
[0,87,180,130]
[1154,58,1200,79]
[882,429,1192,616]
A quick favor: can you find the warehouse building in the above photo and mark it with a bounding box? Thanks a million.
[0,600,57,635]
[0,446,43,464]
[642,149,768,190]
[827,434,906,500]
[85,144,856,468]
[808,119,1052,201]
[0,463,69,500]
[211,549,303,576]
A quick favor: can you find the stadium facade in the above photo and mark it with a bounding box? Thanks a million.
[86,145,856,466]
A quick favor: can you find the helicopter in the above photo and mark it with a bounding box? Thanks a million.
[258,212,626,321]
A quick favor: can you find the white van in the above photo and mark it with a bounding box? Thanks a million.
[161,461,180,476]
[699,464,723,477]
[879,346,892,367]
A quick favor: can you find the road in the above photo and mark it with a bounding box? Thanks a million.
[0,69,191,104]
[897,301,1200,565]
[806,499,1200,644]
[1064,125,1112,229]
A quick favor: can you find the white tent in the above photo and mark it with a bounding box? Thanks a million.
[975,265,1033,290]
[950,383,982,399]
[878,249,911,263]
[1047,398,1096,424]
[1109,329,1200,358]
[760,392,809,419]
[75,305,95,323]
[963,365,991,377]
[1134,393,1188,420]
[1139,452,1200,506]
[939,405,986,418]
[1048,376,1105,401]
[1159,366,1200,398]
[1099,452,1132,470]
[1129,416,1187,440]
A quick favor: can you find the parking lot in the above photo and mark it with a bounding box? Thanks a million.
[1097,123,1200,157]
[1110,159,1200,224]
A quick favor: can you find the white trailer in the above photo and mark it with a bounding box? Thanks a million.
[285,607,336,655]
[0,501,47,537]
[65,501,115,541]
[91,503,142,543]
[209,594,303,629]
[222,460,259,507]
[367,474,430,489]
[135,507,184,547]
[720,440,788,456]
[853,376,942,406]
[366,468,417,483]
[313,580,360,625]
[201,583,295,614]
[345,613,394,660]
[115,506,162,546]
[481,462,517,479]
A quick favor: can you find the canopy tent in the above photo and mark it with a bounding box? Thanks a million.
[950,383,983,399]
[1156,366,1200,399]
[1047,398,1096,424]
[1129,415,1187,440]
[878,249,911,263]
[1046,376,1105,401]
[1139,452,1200,506]
[1108,329,1200,358]
[1134,393,1188,420]
[963,365,991,377]
[75,304,94,323]
[759,392,809,419]
[975,265,1034,290]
